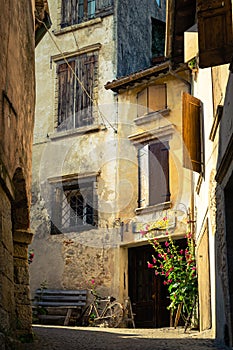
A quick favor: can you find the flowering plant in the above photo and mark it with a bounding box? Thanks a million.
[142,217,198,326]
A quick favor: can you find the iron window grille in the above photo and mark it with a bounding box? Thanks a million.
[51,181,98,234]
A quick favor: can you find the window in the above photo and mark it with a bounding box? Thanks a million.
[152,18,166,59]
[137,84,167,117]
[182,92,202,173]
[138,140,170,208]
[57,51,98,132]
[51,177,98,234]
[61,0,96,28]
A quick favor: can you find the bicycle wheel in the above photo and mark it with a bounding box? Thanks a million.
[81,304,97,326]
[104,302,123,328]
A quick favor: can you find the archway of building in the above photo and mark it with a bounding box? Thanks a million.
[11,167,33,336]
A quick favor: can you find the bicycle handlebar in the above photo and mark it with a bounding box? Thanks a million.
[90,290,116,302]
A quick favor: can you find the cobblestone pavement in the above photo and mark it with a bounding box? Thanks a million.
[20,325,231,350]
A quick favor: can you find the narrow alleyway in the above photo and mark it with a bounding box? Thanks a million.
[21,326,230,350]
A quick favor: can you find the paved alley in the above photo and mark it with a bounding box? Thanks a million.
[21,326,230,350]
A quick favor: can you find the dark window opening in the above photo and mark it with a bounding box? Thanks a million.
[152,18,166,61]
[51,180,98,234]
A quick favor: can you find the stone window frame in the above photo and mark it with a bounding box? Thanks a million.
[52,44,101,136]
[128,124,174,215]
[55,0,114,34]
[48,172,99,234]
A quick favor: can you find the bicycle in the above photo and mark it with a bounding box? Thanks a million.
[80,291,123,328]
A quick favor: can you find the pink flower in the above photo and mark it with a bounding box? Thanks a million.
[158,253,162,258]
[165,231,169,235]
[163,281,167,285]
[155,271,159,276]
[91,279,95,285]
[148,262,154,268]
[153,257,157,263]
[140,230,147,236]
[165,271,170,277]
[167,248,170,253]
[191,266,197,270]
[160,264,164,269]
[163,216,168,221]
[167,279,172,284]
[165,241,169,247]
[180,249,184,255]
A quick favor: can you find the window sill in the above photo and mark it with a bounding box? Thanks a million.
[53,17,102,36]
[135,201,172,215]
[134,108,170,126]
[49,124,106,141]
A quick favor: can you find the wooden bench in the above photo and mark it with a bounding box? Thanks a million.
[32,289,87,326]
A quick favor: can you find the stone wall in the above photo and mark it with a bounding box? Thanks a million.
[0,0,36,347]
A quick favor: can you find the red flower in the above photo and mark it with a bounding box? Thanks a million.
[148,262,154,268]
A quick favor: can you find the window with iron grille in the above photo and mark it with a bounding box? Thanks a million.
[51,180,98,234]
[56,51,98,132]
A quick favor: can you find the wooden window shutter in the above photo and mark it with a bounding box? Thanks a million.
[61,0,79,28]
[197,0,233,68]
[182,92,202,173]
[57,60,75,130]
[75,53,96,127]
[137,88,148,117]
[148,84,167,112]
[149,141,170,205]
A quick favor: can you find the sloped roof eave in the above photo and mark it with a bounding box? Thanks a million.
[104,60,171,92]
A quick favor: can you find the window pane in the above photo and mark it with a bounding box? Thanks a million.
[88,0,96,18]
[78,0,84,22]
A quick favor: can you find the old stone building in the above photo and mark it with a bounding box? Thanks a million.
[166,0,233,347]
[29,0,191,328]
[0,0,49,348]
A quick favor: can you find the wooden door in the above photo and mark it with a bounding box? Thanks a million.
[128,245,170,328]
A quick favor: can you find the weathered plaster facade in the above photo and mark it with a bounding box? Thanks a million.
[30,0,169,314]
